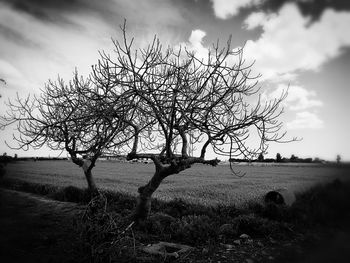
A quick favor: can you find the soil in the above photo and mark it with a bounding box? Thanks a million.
[1,188,350,263]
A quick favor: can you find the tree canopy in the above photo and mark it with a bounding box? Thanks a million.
[1,22,294,219]
[1,71,135,193]
[91,23,294,220]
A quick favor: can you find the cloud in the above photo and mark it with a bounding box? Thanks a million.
[287,111,323,129]
[0,59,22,79]
[244,11,266,29]
[210,0,350,20]
[0,0,105,24]
[0,24,39,49]
[243,3,350,82]
[260,0,350,21]
[175,29,210,62]
[268,84,323,111]
[0,1,114,95]
[187,29,208,58]
[210,0,262,19]
[0,0,185,97]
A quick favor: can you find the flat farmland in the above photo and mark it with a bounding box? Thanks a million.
[4,160,350,206]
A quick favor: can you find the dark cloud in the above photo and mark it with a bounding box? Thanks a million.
[0,24,40,48]
[169,0,261,46]
[260,0,350,21]
[0,0,78,24]
[0,0,116,25]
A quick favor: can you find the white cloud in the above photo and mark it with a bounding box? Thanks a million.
[243,3,350,82]
[188,29,208,58]
[0,59,22,79]
[287,111,324,129]
[177,29,209,60]
[268,84,323,111]
[210,0,262,19]
[244,11,266,29]
[189,30,206,46]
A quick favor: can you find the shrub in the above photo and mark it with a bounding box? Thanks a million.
[214,204,241,223]
[143,212,176,237]
[230,214,288,238]
[51,185,90,203]
[103,190,136,213]
[170,215,217,245]
[76,194,136,263]
[290,179,350,226]
[261,203,292,221]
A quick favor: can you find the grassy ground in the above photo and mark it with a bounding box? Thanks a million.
[1,175,350,262]
[4,160,350,206]
[2,161,350,262]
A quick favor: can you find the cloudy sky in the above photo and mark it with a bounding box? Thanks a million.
[0,0,350,161]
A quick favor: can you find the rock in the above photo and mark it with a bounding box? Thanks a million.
[240,233,250,239]
[142,242,193,258]
[148,212,176,225]
[265,188,296,206]
[219,223,237,236]
[233,239,241,245]
[222,244,234,250]
[246,259,254,263]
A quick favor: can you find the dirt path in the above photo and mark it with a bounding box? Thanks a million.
[0,188,85,263]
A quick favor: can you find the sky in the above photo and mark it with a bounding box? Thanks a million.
[0,0,350,161]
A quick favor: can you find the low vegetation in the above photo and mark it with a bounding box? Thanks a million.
[1,175,350,262]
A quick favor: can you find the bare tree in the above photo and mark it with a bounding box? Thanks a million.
[96,23,295,221]
[336,154,341,164]
[1,71,134,194]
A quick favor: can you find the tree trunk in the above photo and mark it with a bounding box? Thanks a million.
[133,170,165,222]
[84,170,99,196]
[81,159,99,196]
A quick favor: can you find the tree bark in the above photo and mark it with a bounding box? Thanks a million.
[84,170,99,196]
[133,169,166,222]
[131,156,219,222]
[81,158,99,196]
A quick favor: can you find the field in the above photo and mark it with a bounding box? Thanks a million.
[5,160,350,206]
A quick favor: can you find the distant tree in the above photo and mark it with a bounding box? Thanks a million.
[0,72,135,194]
[257,153,264,162]
[0,152,10,166]
[336,154,341,164]
[290,154,297,162]
[276,153,282,162]
[96,23,296,221]
[14,153,18,160]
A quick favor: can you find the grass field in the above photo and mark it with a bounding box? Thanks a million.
[4,160,350,206]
